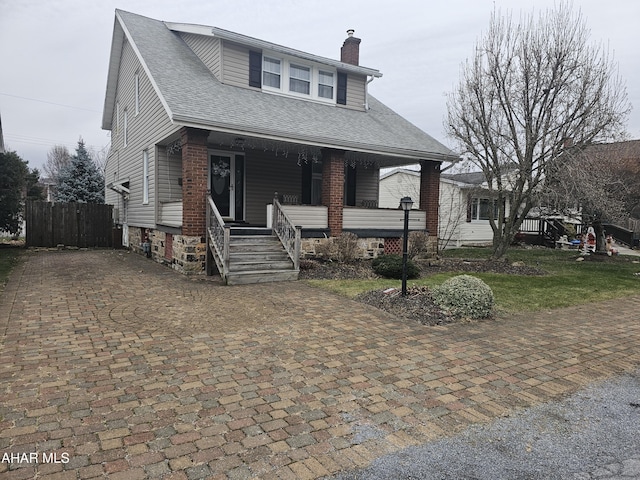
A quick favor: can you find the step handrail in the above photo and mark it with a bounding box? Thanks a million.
[206,195,230,278]
[272,193,301,271]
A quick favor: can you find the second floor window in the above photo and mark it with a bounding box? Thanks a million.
[263,57,281,88]
[289,64,310,94]
[318,71,334,99]
[257,51,337,103]
[134,73,140,115]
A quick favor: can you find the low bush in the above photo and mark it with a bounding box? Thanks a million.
[315,232,360,263]
[372,254,420,279]
[407,231,431,259]
[431,274,494,319]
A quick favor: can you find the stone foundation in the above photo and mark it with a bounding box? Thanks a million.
[127,227,206,274]
[301,235,438,260]
[301,237,386,259]
[127,228,438,274]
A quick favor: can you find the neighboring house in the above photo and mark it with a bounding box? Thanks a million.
[380,168,510,248]
[102,10,457,283]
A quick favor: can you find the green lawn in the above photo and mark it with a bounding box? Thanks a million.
[307,248,640,313]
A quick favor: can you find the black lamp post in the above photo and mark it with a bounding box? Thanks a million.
[400,196,414,296]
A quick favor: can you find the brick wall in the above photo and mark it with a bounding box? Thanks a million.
[321,149,345,237]
[181,127,209,237]
[340,32,361,66]
[419,160,441,236]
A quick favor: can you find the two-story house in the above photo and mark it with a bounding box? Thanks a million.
[102,10,457,284]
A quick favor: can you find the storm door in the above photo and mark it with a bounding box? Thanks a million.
[209,153,245,221]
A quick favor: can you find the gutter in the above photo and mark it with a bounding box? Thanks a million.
[173,114,456,163]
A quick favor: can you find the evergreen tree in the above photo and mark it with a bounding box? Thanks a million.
[0,150,28,234]
[55,139,105,203]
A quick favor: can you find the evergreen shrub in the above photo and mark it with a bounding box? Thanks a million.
[432,275,494,319]
[372,254,420,279]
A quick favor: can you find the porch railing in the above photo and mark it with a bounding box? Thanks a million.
[272,193,301,271]
[206,195,230,279]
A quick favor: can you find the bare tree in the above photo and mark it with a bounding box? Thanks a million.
[544,141,640,251]
[89,144,110,175]
[445,2,630,258]
[43,145,71,182]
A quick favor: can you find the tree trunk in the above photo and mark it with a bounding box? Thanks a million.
[491,230,513,259]
[592,221,607,253]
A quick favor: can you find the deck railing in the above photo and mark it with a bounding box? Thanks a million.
[206,195,230,279]
[272,193,301,270]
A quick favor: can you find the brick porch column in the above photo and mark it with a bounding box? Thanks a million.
[419,160,441,236]
[181,127,209,237]
[322,149,345,237]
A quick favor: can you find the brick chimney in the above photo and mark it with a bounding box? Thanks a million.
[341,29,361,66]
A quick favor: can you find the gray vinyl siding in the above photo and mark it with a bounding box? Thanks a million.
[245,151,302,225]
[222,41,250,88]
[104,38,177,229]
[180,33,221,80]
[157,148,183,202]
[345,74,366,110]
[355,166,379,206]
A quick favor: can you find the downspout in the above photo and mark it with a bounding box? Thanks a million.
[364,75,374,110]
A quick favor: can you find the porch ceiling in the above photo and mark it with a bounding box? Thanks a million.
[165,130,434,168]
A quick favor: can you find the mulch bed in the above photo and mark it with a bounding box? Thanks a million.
[299,256,547,326]
[299,257,547,281]
[356,286,454,326]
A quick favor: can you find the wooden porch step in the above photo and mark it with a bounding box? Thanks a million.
[208,227,298,285]
[225,269,299,285]
[230,250,291,261]
[229,260,295,272]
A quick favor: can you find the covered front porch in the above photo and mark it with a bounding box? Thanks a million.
[154,127,442,280]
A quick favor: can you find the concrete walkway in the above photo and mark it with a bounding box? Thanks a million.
[1,250,639,479]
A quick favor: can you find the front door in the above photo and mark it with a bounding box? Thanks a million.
[210,153,244,221]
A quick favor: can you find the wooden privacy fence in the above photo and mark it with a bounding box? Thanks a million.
[26,201,113,248]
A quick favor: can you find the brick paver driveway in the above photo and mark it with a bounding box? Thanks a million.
[1,250,639,479]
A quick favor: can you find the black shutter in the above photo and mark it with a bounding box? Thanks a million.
[301,161,312,205]
[466,193,472,222]
[346,165,356,206]
[337,72,347,105]
[249,50,261,88]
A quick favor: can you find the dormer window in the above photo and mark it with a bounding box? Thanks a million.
[255,51,337,104]
[318,71,334,99]
[263,57,281,88]
[289,64,310,94]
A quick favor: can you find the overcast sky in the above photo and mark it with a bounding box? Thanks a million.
[1,0,639,172]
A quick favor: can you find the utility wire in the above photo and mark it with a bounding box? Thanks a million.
[0,92,100,113]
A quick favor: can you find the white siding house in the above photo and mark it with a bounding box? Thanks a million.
[380,168,506,248]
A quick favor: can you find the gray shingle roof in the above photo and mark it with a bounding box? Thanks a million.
[105,10,457,163]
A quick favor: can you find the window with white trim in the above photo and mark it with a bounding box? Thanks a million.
[318,70,334,99]
[263,57,281,88]
[470,197,499,221]
[123,109,128,147]
[289,64,310,94]
[134,73,140,115]
[258,51,336,103]
[142,150,149,204]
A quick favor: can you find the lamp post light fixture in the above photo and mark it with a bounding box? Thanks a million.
[399,196,414,296]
